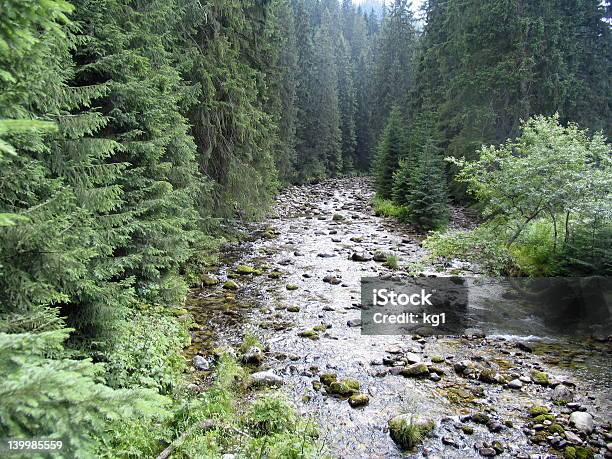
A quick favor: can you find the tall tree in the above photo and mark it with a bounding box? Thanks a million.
[370,0,417,140]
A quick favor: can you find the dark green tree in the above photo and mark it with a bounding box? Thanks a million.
[373,106,406,198]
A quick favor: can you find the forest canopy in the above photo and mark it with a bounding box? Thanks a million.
[0,0,610,457]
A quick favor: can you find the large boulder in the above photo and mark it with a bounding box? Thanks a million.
[248,371,284,388]
[569,411,594,434]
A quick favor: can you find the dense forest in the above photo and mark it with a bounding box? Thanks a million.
[0,0,610,457]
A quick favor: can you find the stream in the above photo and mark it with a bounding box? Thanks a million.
[186,178,611,459]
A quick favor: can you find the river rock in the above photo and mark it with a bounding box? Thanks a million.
[348,393,370,408]
[249,371,284,388]
[223,280,239,290]
[565,430,583,445]
[243,346,264,365]
[351,252,372,262]
[201,274,219,286]
[551,384,574,403]
[464,328,485,339]
[405,352,422,364]
[400,362,430,377]
[508,379,523,389]
[328,378,360,396]
[569,411,594,434]
[192,355,210,371]
[347,318,362,327]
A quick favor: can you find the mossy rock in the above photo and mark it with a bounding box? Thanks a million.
[298,329,319,340]
[531,370,550,386]
[388,414,435,450]
[236,264,257,275]
[201,274,220,286]
[312,381,322,391]
[350,236,363,242]
[312,324,330,332]
[268,271,284,279]
[332,214,346,221]
[348,393,370,408]
[441,386,476,405]
[286,284,299,291]
[328,378,360,397]
[530,431,549,443]
[479,368,498,383]
[529,405,550,417]
[223,280,239,290]
[320,373,337,386]
[461,425,474,435]
[548,423,565,435]
[431,355,445,363]
[533,414,556,423]
[471,412,490,424]
[400,363,429,377]
[286,305,300,312]
[564,446,594,459]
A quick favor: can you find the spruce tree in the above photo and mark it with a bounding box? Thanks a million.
[312,8,343,176]
[393,112,449,230]
[370,0,417,140]
[373,107,406,199]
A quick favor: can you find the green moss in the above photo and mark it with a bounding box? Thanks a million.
[564,446,595,459]
[236,264,257,275]
[471,412,490,424]
[319,373,337,386]
[223,280,239,290]
[548,423,564,435]
[286,305,300,312]
[348,393,370,407]
[461,425,474,434]
[400,363,430,377]
[268,271,284,279]
[431,355,445,363]
[533,414,556,423]
[327,379,360,397]
[332,213,345,221]
[531,370,550,385]
[529,405,550,417]
[285,284,299,291]
[297,329,319,340]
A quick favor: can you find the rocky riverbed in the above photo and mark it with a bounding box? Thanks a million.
[186,178,611,459]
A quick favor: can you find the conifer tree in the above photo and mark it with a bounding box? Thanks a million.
[312,8,343,176]
[393,112,449,230]
[370,0,417,140]
[373,107,406,199]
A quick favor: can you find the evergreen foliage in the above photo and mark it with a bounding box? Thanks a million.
[373,107,406,199]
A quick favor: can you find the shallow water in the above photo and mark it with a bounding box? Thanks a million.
[187,178,611,459]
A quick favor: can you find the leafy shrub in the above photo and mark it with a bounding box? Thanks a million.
[424,227,516,275]
[103,310,190,393]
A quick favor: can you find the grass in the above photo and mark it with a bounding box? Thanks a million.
[385,254,399,269]
[239,332,264,353]
[388,415,434,450]
[167,352,325,458]
[372,196,406,219]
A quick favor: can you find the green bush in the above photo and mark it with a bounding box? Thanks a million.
[104,310,190,393]
[0,329,170,459]
[424,227,515,275]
